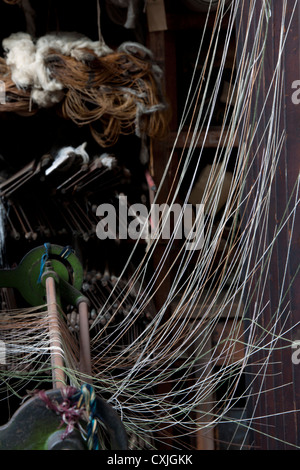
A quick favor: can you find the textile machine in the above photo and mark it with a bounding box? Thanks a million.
[0,244,128,450]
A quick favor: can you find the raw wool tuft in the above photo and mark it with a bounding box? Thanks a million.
[0,33,168,145]
[36,32,113,61]
[45,142,90,176]
[2,32,113,108]
[99,153,117,169]
[2,33,36,89]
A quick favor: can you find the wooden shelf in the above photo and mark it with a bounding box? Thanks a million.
[168,126,239,149]
[170,289,243,320]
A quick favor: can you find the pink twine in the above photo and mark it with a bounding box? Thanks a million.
[38,387,84,440]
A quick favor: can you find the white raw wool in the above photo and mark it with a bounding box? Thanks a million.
[2,32,113,108]
[2,33,36,89]
[45,142,90,176]
[99,153,117,169]
[36,32,113,62]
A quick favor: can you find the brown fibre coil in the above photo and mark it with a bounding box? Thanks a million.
[0,57,37,116]
[44,46,169,147]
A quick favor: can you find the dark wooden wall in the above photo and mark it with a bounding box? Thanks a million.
[237,0,300,450]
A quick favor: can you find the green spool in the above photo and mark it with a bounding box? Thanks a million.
[0,244,84,307]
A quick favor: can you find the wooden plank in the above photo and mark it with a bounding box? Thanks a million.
[147,30,180,315]
[236,0,300,450]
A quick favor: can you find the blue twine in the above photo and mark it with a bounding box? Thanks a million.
[76,384,100,450]
[37,243,50,284]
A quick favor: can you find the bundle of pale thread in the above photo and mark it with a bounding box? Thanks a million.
[0,32,169,146]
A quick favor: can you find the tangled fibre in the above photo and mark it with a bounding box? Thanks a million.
[0,32,169,146]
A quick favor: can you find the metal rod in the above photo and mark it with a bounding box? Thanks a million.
[78,300,93,383]
[45,276,66,389]
[56,167,86,191]
[19,205,37,240]
[11,203,28,237]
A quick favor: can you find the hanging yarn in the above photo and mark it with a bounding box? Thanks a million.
[46,42,168,146]
[0,33,169,146]
[1,32,113,108]
[0,304,80,386]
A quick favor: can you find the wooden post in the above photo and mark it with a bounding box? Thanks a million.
[236,0,300,449]
[45,276,65,389]
[78,300,92,383]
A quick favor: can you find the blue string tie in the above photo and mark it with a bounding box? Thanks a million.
[37,243,51,284]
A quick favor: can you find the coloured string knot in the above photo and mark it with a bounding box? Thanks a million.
[37,242,51,284]
[76,384,100,450]
[38,387,84,440]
